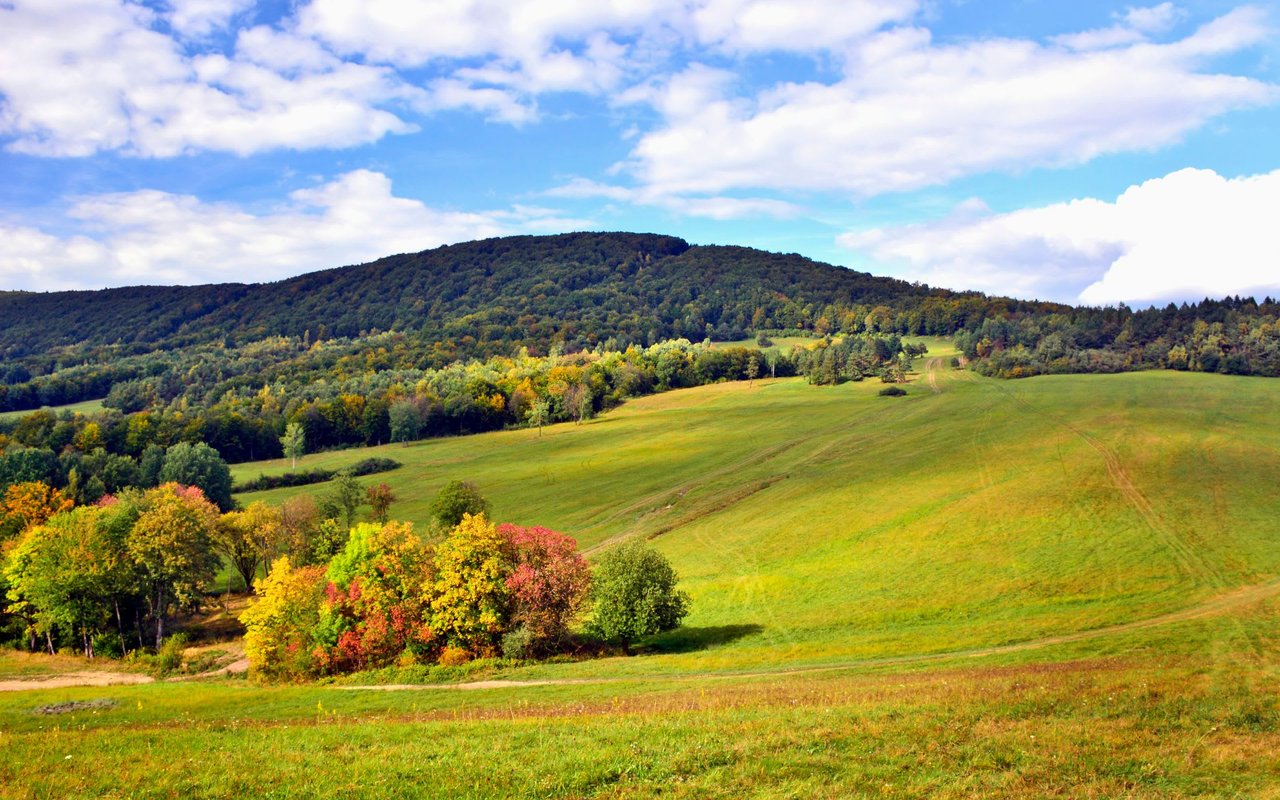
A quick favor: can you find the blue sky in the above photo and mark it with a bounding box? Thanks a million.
[0,0,1277,306]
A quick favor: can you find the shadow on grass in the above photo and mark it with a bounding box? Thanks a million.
[641,624,765,655]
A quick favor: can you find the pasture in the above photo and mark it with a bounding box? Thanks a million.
[5,353,1280,797]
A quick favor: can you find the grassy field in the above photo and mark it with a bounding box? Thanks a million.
[0,398,104,423]
[5,345,1280,796]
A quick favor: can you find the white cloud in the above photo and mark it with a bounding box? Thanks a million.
[622,7,1277,198]
[838,168,1280,306]
[165,0,253,38]
[0,0,417,157]
[1053,2,1181,51]
[548,177,801,220]
[0,171,589,290]
[690,0,918,53]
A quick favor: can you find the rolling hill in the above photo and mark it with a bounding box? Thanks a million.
[0,231,1046,361]
[5,350,1278,796]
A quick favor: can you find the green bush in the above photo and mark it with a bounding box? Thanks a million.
[589,542,690,651]
[501,626,533,660]
[91,632,123,659]
[878,386,907,397]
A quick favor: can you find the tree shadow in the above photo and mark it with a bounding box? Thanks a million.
[640,623,765,655]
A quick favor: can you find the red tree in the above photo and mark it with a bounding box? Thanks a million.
[499,524,590,651]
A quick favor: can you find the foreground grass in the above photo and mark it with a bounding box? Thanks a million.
[2,603,1278,798]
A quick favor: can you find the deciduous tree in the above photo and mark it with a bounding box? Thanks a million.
[589,542,690,652]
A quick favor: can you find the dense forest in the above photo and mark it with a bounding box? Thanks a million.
[2,231,1279,468]
[0,232,1052,405]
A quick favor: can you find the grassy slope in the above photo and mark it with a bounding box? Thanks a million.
[231,343,1280,677]
[0,398,104,422]
[6,351,1280,797]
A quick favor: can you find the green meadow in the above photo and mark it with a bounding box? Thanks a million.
[5,346,1280,797]
[0,398,104,423]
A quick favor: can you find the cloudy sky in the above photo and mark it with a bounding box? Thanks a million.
[0,0,1276,306]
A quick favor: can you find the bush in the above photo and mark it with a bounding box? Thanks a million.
[91,632,123,659]
[589,542,690,651]
[155,633,189,676]
[430,481,489,528]
[501,626,533,660]
[233,458,400,493]
[878,386,907,397]
[437,645,472,667]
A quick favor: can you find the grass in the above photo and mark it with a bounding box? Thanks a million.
[7,343,1280,796]
[0,398,104,423]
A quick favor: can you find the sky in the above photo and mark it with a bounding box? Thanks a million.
[0,0,1277,307]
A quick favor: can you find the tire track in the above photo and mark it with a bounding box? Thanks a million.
[338,576,1280,692]
[984,378,1228,589]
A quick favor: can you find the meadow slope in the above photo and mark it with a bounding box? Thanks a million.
[4,353,1280,798]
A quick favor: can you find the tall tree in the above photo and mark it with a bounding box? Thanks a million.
[159,442,234,512]
[280,422,306,469]
[126,484,219,645]
[213,502,285,592]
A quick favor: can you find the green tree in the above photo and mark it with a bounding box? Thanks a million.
[388,400,423,444]
[213,502,286,592]
[430,480,490,529]
[525,398,550,437]
[320,471,365,532]
[280,422,306,469]
[126,484,220,645]
[159,442,234,512]
[589,542,690,652]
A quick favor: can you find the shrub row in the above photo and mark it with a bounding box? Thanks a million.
[234,457,400,493]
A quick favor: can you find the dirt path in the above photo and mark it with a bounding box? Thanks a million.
[338,576,1280,692]
[0,671,153,692]
[925,357,943,394]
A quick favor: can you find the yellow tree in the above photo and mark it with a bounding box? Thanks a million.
[241,557,326,682]
[0,481,73,542]
[214,502,285,592]
[126,484,219,645]
[429,513,513,654]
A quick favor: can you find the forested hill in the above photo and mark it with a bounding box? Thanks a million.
[0,231,1054,361]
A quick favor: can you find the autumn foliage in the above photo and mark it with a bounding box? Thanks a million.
[240,513,599,680]
[501,524,591,652]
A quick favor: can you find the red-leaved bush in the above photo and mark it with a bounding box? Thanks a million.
[500,524,591,651]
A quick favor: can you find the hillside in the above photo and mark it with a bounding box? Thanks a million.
[0,232,1043,361]
[5,359,1277,796]
[229,357,1280,676]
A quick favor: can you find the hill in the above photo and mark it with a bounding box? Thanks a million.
[5,359,1278,796]
[226,356,1280,675]
[0,231,1043,362]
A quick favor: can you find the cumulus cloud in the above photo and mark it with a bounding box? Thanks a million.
[0,171,590,290]
[165,0,254,38]
[623,7,1277,198]
[838,168,1280,306]
[0,0,419,157]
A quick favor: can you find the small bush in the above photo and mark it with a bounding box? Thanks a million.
[234,458,401,493]
[878,386,907,397]
[501,627,533,660]
[437,645,472,667]
[155,633,189,675]
[91,632,123,659]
